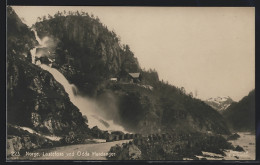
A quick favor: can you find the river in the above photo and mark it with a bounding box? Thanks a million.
[10,132,255,160]
[194,132,255,160]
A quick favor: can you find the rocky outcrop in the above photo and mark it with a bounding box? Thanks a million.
[7,56,89,136]
[7,136,23,156]
[7,7,89,136]
[107,142,141,160]
[7,124,54,157]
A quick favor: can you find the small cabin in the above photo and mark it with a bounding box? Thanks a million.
[129,73,141,83]
[117,70,141,83]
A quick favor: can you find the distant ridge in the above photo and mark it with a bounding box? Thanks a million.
[205,96,234,112]
[222,90,255,132]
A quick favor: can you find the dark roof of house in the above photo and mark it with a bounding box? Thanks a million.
[129,73,140,78]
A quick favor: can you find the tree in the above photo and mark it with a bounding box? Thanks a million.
[57,11,62,16]
[189,92,193,98]
[180,87,186,94]
[194,90,198,98]
[37,17,41,22]
[81,11,85,16]
[96,16,100,23]
[48,14,52,19]
[26,52,32,63]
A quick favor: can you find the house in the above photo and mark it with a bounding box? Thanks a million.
[129,73,141,83]
[117,70,141,83]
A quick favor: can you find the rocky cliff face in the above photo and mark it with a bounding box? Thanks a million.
[7,56,88,136]
[7,124,55,157]
[7,6,89,137]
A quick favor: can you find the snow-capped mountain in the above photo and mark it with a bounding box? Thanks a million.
[205,96,234,112]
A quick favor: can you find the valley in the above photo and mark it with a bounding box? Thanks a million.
[6,6,256,161]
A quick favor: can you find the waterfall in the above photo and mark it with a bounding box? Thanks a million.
[30,29,126,133]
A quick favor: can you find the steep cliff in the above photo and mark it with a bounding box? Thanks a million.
[7,6,89,137]
[7,56,88,135]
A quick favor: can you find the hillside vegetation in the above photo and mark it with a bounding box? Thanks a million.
[222,90,255,132]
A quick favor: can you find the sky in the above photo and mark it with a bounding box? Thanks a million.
[11,6,255,102]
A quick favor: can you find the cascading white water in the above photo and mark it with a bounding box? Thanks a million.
[30,29,126,133]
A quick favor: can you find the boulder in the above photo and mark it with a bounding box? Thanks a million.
[7,139,15,156]
[227,133,240,141]
[107,143,141,160]
[234,145,244,152]
[22,135,33,149]
[128,144,142,160]
[7,136,23,156]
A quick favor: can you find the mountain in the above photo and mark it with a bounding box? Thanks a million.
[7,6,90,139]
[7,6,232,142]
[30,11,231,135]
[204,96,234,112]
[33,13,141,96]
[222,90,255,132]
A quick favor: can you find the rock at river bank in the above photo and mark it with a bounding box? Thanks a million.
[227,133,240,141]
[234,145,244,152]
[107,132,235,160]
[107,142,141,160]
[7,124,55,158]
